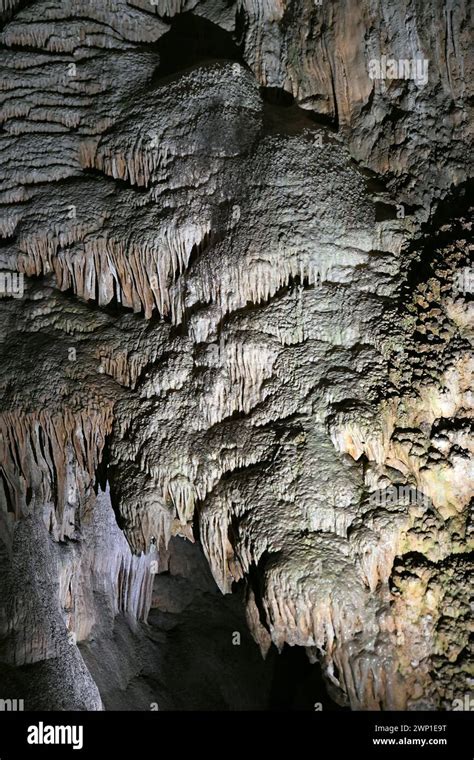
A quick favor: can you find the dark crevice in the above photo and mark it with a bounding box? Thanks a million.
[349,159,389,194]
[246,551,272,631]
[94,433,111,495]
[0,471,15,514]
[262,86,338,135]
[261,87,295,107]
[268,645,347,711]
[152,12,243,83]
[375,200,419,221]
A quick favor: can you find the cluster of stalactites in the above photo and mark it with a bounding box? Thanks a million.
[0,405,113,540]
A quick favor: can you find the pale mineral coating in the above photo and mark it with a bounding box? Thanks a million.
[0,0,472,710]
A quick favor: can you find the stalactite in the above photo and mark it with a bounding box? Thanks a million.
[0,405,113,539]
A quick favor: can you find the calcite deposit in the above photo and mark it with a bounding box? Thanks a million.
[0,0,472,711]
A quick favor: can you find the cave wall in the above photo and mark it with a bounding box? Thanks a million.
[0,0,472,710]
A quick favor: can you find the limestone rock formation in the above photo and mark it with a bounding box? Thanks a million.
[0,0,472,711]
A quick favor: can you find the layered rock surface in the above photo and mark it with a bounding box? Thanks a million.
[0,0,472,710]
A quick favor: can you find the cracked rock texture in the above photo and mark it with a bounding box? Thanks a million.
[0,0,472,710]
